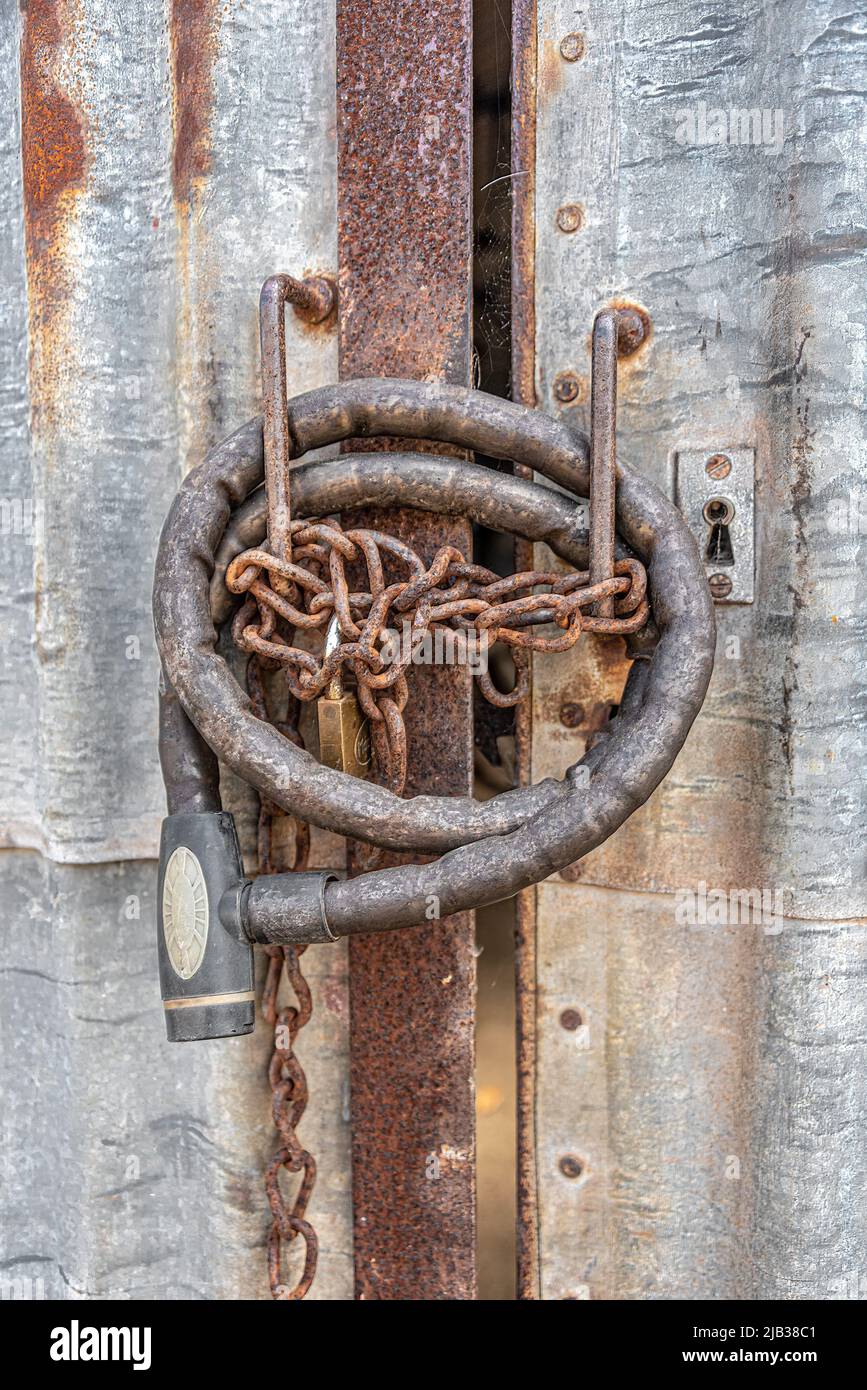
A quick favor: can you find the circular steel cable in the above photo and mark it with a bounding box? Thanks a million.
[154,379,714,935]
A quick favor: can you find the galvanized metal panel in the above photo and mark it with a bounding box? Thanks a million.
[529,0,866,1297]
[535,0,865,917]
[0,14,38,848]
[536,883,867,1301]
[5,0,339,865]
[19,0,179,864]
[0,851,352,1299]
[1,1,350,1300]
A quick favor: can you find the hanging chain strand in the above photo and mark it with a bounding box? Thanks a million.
[246,655,318,1300]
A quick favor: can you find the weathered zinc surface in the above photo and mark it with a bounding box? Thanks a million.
[529,0,866,1298]
[1,1,350,1299]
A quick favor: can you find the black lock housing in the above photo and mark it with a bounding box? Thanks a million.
[157,811,254,1042]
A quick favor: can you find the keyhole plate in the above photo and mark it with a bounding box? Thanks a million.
[675,448,755,603]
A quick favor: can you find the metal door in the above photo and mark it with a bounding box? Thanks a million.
[1,0,863,1303]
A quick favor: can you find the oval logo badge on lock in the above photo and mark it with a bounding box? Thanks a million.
[162,846,209,979]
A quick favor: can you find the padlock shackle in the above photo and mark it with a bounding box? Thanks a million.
[158,662,221,817]
[322,613,344,701]
[154,379,714,940]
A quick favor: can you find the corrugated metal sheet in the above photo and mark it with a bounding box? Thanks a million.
[1,0,351,1299]
[528,0,866,1298]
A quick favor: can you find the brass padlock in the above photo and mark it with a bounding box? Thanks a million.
[316,617,371,778]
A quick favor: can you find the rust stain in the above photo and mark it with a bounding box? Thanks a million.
[537,29,566,101]
[338,0,477,1301]
[169,1,224,477]
[20,0,89,429]
[169,0,220,208]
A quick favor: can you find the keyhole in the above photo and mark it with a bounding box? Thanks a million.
[703,497,735,567]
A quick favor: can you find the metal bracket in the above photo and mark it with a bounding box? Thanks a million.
[675,447,755,604]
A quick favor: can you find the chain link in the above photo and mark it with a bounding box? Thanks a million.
[229,520,648,796]
[246,655,318,1300]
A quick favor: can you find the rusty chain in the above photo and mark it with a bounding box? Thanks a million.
[246,655,318,1300]
[228,522,649,797]
[226,288,649,800]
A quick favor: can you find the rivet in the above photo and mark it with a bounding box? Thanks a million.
[556,203,584,234]
[615,308,646,356]
[559,1154,585,1180]
[559,701,585,728]
[553,371,582,404]
[559,33,585,62]
[559,1008,583,1031]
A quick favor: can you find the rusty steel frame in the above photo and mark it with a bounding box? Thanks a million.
[511,0,539,1301]
[335,0,477,1300]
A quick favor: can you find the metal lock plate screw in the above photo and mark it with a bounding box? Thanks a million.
[708,573,733,599]
[705,453,732,481]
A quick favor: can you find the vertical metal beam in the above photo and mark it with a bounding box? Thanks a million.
[511,0,540,1302]
[336,0,476,1299]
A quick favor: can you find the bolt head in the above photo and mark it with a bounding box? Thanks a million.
[559,1008,583,1031]
[708,572,733,599]
[615,308,646,355]
[559,1154,585,1180]
[559,701,586,727]
[553,372,582,405]
[556,203,584,234]
[705,453,732,480]
[559,32,585,62]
